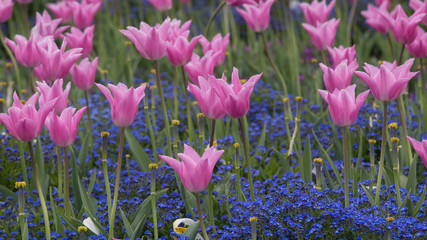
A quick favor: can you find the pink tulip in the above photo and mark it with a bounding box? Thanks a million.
[184,51,222,85]
[69,0,101,29]
[120,18,171,61]
[64,26,95,57]
[70,57,98,91]
[34,38,82,84]
[209,67,262,119]
[159,145,224,193]
[5,34,41,68]
[355,59,418,101]
[375,0,390,8]
[0,92,57,142]
[410,0,427,25]
[236,0,275,32]
[31,11,69,40]
[166,35,202,66]
[302,18,340,50]
[406,27,427,58]
[407,136,427,169]
[318,85,370,127]
[15,0,32,4]
[0,0,13,23]
[45,107,86,147]
[169,19,191,41]
[361,3,392,34]
[36,79,71,115]
[147,0,172,11]
[47,1,73,23]
[188,75,226,119]
[95,82,146,128]
[320,60,358,92]
[327,45,356,68]
[225,0,255,6]
[299,0,336,25]
[199,33,230,66]
[381,5,425,44]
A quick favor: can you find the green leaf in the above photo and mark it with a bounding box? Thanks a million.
[78,133,90,174]
[361,185,375,206]
[254,123,267,157]
[87,171,97,195]
[183,220,201,239]
[125,128,151,172]
[50,188,65,234]
[70,150,82,214]
[413,185,426,217]
[302,135,312,184]
[131,189,168,230]
[406,156,418,194]
[0,184,17,202]
[312,130,343,188]
[398,189,412,211]
[77,179,104,235]
[120,209,134,237]
[271,148,291,172]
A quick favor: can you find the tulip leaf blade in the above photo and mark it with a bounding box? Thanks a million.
[125,128,151,172]
[302,135,312,184]
[183,220,201,239]
[413,185,427,217]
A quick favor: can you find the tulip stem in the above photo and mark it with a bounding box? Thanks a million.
[154,60,173,156]
[234,144,243,202]
[181,66,196,147]
[56,147,63,198]
[391,138,401,206]
[109,127,125,239]
[27,141,51,240]
[421,58,426,95]
[150,167,158,239]
[205,1,227,37]
[173,66,179,120]
[209,119,216,147]
[195,192,210,240]
[396,96,413,166]
[84,90,93,149]
[346,0,358,46]
[144,96,158,163]
[386,34,395,60]
[208,118,216,232]
[238,118,255,201]
[0,27,22,96]
[101,150,112,222]
[18,142,29,190]
[398,44,405,65]
[63,147,72,216]
[375,101,388,205]
[260,31,288,96]
[342,126,350,208]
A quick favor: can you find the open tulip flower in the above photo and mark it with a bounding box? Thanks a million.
[31,11,69,40]
[166,35,202,66]
[184,51,221,85]
[5,34,42,68]
[70,57,98,91]
[406,27,427,58]
[47,0,73,23]
[318,85,370,127]
[236,0,275,32]
[299,0,336,26]
[147,0,172,11]
[120,18,171,61]
[188,75,227,120]
[45,107,86,147]
[64,26,95,57]
[34,38,82,84]
[0,0,13,23]
[320,60,358,92]
[0,92,57,142]
[95,82,146,128]
[199,33,230,66]
[361,3,392,34]
[355,59,418,101]
[327,45,357,68]
[36,79,71,115]
[209,67,262,119]
[159,145,224,193]
[303,18,340,50]
[407,136,427,169]
[69,0,102,29]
